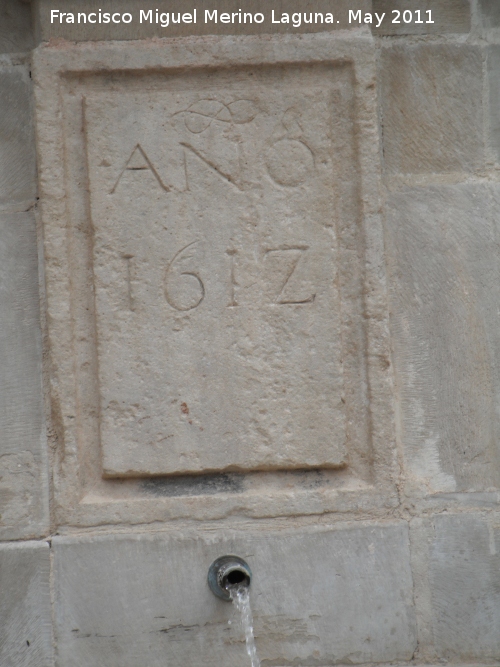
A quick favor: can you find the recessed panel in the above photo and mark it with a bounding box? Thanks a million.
[84,65,350,476]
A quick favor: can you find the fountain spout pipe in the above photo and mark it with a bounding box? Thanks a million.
[208,556,252,600]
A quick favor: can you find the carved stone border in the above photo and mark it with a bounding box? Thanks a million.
[33,31,396,529]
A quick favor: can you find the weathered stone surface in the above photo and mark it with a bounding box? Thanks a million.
[0,1,34,54]
[0,540,53,666]
[53,522,416,666]
[33,33,394,525]
[411,513,500,661]
[372,0,470,35]
[385,185,500,494]
[89,64,349,477]
[0,64,37,208]
[479,0,500,28]
[34,0,371,41]
[487,47,500,163]
[381,44,483,174]
[0,212,49,540]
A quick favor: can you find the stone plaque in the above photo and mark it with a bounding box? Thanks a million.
[35,35,392,521]
[85,65,347,476]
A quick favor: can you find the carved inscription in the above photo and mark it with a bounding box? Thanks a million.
[266,109,315,187]
[122,254,135,311]
[226,249,239,308]
[164,242,205,312]
[183,98,259,133]
[147,244,319,311]
[265,246,316,304]
[111,144,170,193]
[181,143,242,191]
[85,65,348,476]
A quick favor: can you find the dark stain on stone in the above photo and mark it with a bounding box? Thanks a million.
[141,472,244,497]
[180,402,189,414]
[291,469,329,489]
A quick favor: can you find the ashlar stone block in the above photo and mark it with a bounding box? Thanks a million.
[0,540,53,667]
[411,513,500,662]
[52,522,416,667]
[88,64,347,476]
[33,33,393,524]
[381,44,483,174]
[0,64,37,208]
[0,212,49,540]
[0,1,34,54]
[385,185,500,494]
[488,47,500,163]
[479,0,500,29]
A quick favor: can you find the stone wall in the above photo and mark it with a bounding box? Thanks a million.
[1,1,499,665]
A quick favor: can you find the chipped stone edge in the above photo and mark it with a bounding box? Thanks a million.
[0,538,50,551]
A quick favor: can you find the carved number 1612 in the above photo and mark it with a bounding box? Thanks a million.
[156,242,316,312]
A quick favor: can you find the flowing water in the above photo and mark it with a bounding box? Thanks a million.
[229,586,261,667]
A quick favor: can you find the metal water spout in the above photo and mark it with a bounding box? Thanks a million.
[208,556,252,600]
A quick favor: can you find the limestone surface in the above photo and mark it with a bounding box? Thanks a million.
[488,47,500,163]
[0,212,48,540]
[88,64,348,476]
[411,513,500,662]
[0,541,53,667]
[0,64,37,209]
[52,522,416,666]
[381,43,483,174]
[385,185,500,494]
[33,32,393,525]
[3,6,500,667]
[480,0,500,28]
[0,1,34,54]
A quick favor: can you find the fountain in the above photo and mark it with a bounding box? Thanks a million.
[208,556,260,667]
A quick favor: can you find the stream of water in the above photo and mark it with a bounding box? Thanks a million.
[229,586,261,667]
